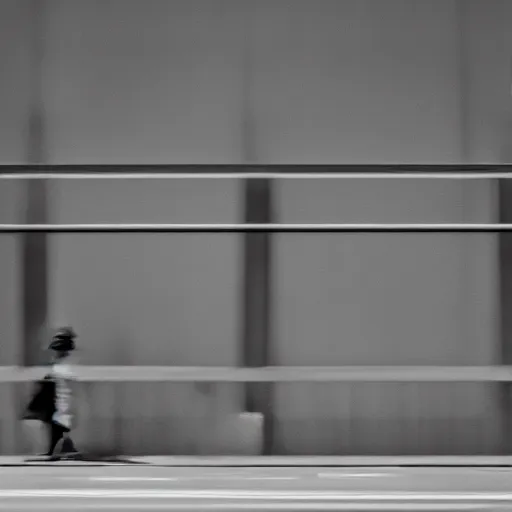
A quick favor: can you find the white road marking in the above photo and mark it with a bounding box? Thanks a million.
[245,477,298,481]
[0,503,495,511]
[1,490,512,501]
[73,476,298,482]
[318,473,394,479]
[88,477,178,482]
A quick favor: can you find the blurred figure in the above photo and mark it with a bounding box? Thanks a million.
[23,327,80,459]
[48,326,80,459]
[22,374,54,455]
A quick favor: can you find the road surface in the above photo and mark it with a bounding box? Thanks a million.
[1,464,512,511]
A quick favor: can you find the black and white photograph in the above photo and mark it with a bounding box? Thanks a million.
[0,0,512,510]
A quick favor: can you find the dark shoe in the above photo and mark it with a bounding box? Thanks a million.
[50,436,80,461]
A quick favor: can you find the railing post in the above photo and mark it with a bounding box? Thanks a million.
[241,178,275,455]
[499,177,512,454]
[22,0,48,366]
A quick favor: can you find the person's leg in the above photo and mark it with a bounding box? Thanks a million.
[49,423,79,458]
[48,422,65,456]
[61,433,78,454]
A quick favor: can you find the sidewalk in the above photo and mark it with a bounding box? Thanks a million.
[3,455,512,467]
[115,456,512,467]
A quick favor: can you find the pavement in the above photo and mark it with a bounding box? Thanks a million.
[2,459,512,511]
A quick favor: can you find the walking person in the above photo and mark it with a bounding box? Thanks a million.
[23,327,80,460]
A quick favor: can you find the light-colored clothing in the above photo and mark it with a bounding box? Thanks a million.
[50,362,76,430]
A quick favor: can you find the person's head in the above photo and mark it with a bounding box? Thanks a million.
[49,327,76,361]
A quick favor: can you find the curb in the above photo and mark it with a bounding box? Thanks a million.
[127,456,512,467]
[3,456,512,467]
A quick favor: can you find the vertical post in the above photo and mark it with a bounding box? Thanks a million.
[22,0,47,366]
[499,182,512,358]
[499,185,512,456]
[499,181,512,453]
[242,179,274,454]
[457,0,470,162]
[239,2,275,454]
[497,3,512,454]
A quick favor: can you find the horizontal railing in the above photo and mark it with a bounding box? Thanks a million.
[0,223,511,233]
[3,172,512,180]
[2,366,512,382]
[1,164,512,180]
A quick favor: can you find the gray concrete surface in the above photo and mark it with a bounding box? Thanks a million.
[1,0,512,457]
[2,463,512,511]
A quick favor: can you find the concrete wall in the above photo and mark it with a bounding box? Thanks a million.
[276,181,498,366]
[40,0,508,358]
[463,0,512,162]
[249,0,462,163]
[268,0,510,453]
[42,0,245,165]
[0,0,511,454]
[39,1,247,454]
[47,179,241,366]
[41,2,244,414]
[273,179,500,454]
[37,0,512,165]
